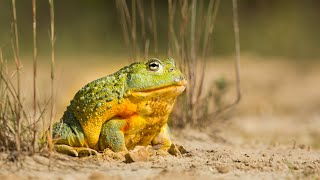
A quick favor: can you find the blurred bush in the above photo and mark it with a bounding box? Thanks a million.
[0,0,319,59]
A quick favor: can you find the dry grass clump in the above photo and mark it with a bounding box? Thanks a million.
[0,0,31,154]
[0,0,52,154]
[116,0,241,127]
[0,48,33,153]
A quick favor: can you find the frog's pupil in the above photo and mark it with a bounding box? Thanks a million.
[150,63,158,67]
[149,62,159,71]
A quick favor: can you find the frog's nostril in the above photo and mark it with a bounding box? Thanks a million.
[174,76,185,83]
[169,68,174,72]
[173,77,180,83]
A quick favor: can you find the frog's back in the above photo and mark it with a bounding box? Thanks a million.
[70,67,130,120]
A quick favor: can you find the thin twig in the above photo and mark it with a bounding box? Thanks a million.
[28,96,52,130]
[120,0,132,29]
[151,0,158,56]
[32,0,38,154]
[209,0,241,118]
[195,0,204,54]
[11,0,22,153]
[136,0,147,57]
[116,0,133,60]
[190,0,197,124]
[49,0,55,152]
[167,0,173,57]
[197,0,220,100]
[190,0,197,62]
[0,73,28,121]
[232,0,241,104]
[0,48,3,71]
[131,0,137,60]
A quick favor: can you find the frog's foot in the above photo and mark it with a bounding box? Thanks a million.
[152,123,172,150]
[54,144,78,157]
[99,119,128,152]
[74,147,98,157]
[54,145,98,157]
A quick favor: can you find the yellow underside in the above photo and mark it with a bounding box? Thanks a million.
[80,85,185,150]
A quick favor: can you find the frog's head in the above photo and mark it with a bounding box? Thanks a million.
[125,58,187,97]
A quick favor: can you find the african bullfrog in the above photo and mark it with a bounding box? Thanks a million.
[52,58,186,156]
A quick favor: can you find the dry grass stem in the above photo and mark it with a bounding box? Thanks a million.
[116,0,163,60]
[151,0,158,56]
[116,0,133,60]
[136,0,147,57]
[11,0,22,153]
[232,0,242,104]
[131,0,137,59]
[208,0,241,120]
[32,0,38,154]
[49,0,55,152]
[0,48,3,72]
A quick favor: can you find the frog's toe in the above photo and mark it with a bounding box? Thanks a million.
[75,147,98,157]
[54,144,79,157]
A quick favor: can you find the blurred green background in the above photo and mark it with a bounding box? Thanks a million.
[0,0,320,59]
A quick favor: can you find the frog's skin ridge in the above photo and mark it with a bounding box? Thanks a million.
[52,58,186,156]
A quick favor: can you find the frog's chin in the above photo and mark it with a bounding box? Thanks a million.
[130,81,187,98]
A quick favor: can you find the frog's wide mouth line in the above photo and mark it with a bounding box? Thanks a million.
[132,80,187,94]
[131,82,186,96]
[134,85,186,93]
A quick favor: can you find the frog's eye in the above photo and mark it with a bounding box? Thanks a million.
[147,59,161,71]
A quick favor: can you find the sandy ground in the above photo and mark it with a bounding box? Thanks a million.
[0,55,320,179]
[0,122,319,180]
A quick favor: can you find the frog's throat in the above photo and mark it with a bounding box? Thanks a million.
[130,81,187,97]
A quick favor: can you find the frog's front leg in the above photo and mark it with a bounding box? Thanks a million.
[52,120,98,157]
[99,119,128,152]
[151,123,172,150]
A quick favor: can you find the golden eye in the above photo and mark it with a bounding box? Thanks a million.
[147,59,161,71]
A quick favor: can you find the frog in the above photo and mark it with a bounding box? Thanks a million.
[52,58,187,157]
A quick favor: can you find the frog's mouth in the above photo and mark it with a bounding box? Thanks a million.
[131,80,187,97]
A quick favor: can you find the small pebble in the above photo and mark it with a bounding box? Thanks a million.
[216,166,229,173]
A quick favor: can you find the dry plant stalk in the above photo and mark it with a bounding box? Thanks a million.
[232,0,242,104]
[0,49,3,72]
[167,0,226,126]
[48,0,55,152]
[208,0,241,120]
[116,0,157,60]
[151,0,158,56]
[11,0,22,153]
[136,0,146,57]
[131,0,137,59]
[116,0,133,60]
[32,0,38,154]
